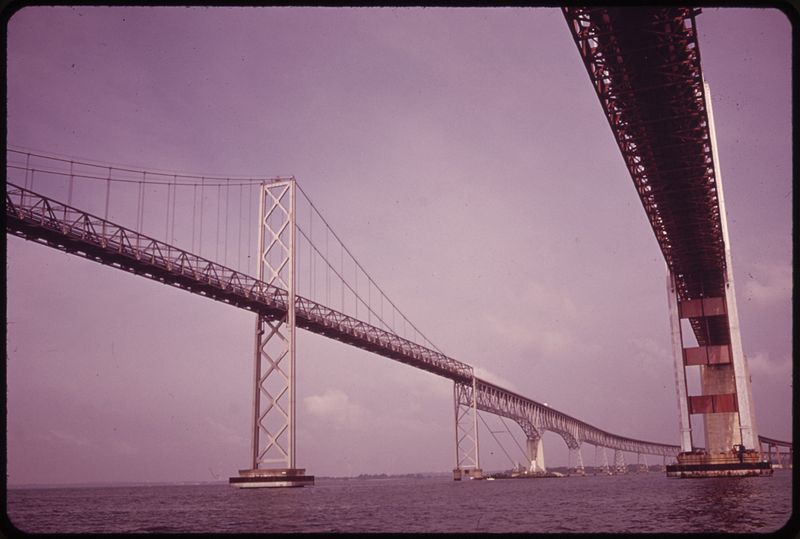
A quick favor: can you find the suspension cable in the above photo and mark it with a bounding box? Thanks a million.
[478,412,516,468]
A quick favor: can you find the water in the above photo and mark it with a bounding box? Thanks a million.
[6,471,794,534]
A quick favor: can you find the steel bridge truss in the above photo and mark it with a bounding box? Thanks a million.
[475,378,681,469]
[5,182,474,385]
[562,7,760,457]
[759,437,793,469]
[6,181,789,476]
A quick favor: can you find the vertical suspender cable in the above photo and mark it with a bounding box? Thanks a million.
[24,152,30,190]
[105,167,111,220]
[136,180,143,232]
[64,161,73,221]
[171,175,177,244]
[224,180,230,265]
[340,242,345,311]
[165,173,171,241]
[325,227,330,306]
[216,184,221,262]
[355,261,358,319]
[68,161,74,207]
[192,183,197,253]
[247,183,253,276]
[141,172,147,234]
[199,177,205,256]
[238,183,243,271]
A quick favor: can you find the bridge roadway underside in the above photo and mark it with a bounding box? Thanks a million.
[7,183,682,459]
[563,7,729,345]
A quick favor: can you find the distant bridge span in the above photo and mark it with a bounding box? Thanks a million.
[7,181,684,468]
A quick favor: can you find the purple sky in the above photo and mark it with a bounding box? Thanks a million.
[5,7,792,484]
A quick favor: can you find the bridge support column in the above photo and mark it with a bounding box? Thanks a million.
[231,178,313,488]
[613,450,627,475]
[665,85,770,478]
[636,453,648,473]
[568,445,585,476]
[595,446,611,475]
[526,436,546,473]
[453,378,482,480]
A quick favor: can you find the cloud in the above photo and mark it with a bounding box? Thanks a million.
[47,429,93,449]
[107,439,139,457]
[304,388,366,429]
[522,282,578,319]
[746,351,792,378]
[627,337,673,370]
[202,416,248,447]
[741,262,792,304]
[479,280,582,358]
[483,310,576,358]
[474,366,519,393]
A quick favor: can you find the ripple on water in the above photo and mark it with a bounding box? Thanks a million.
[5,471,793,533]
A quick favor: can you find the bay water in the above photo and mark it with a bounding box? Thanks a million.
[5,469,793,534]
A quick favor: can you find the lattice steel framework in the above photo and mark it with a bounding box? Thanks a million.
[251,179,297,469]
[6,181,786,473]
[4,183,473,385]
[476,378,680,458]
[759,436,793,468]
[454,380,480,473]
[562,7,760,453]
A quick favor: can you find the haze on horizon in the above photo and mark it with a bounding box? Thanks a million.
[5,6,792,485]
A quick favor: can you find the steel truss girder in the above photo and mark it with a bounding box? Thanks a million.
[563,6,730,325]
[7,183,782,463]
[5,183,474,385]
[475,378,680,458]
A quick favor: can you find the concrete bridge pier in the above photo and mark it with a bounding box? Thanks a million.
[568,445,585,476]
[526,436,546,473]
[613,450,627,474]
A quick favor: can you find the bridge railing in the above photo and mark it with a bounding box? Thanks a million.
[14,180,769,461]
[6,182,474,383]
[477,378,680,457]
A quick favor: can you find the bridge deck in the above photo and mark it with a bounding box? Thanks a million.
[5,183,473,384]
[12,182,789,457]
[563,7,729,345]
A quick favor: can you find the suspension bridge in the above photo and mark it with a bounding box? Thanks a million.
[5,7,790,486]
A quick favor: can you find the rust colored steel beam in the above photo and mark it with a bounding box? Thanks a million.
[563,7,730,347]
[562,8,726,296]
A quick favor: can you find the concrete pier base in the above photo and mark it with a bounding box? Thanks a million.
[453,468,483,480]
[666,450,772,478]
[229,468,315,488]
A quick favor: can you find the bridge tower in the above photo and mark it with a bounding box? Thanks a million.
[230,178,314,488]
[665,85,770,478]
[453,379,482,480]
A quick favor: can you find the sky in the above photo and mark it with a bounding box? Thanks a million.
[4,7,792,485]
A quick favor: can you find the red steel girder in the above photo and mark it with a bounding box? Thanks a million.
[563,7,728,314]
